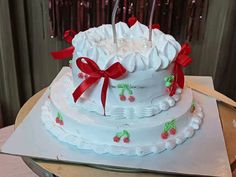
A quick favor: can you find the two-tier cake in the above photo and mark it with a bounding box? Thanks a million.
[41,21,203,156]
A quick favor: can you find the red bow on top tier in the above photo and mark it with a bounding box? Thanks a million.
[169,43,192,96]
[51,30,76,59]
[73,57,126,115]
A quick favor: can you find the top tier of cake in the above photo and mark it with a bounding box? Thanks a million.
[70,21,182,119]
[72,21,181,72]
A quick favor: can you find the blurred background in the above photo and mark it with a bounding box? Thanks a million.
[0,0,236,127]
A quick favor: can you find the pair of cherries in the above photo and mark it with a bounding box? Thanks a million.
[119,95,135,102]
[161,128,176,139]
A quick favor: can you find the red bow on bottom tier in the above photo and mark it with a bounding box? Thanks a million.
[73,57,127,115]
[169,43,192,96]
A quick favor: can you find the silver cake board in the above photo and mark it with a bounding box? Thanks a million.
[1,67,231,177]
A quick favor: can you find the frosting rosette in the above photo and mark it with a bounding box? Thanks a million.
[72,21,181,72]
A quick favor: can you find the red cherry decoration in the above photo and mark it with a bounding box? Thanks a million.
[190,106,195,113]
[123,137,130,143]
[166,87,170,93]
[120,95,126,101]
[84,74,89,79]
[128,96,135,102]
[161,132,169,139]
[113,136,120,142]
[152,23,161,29]
[78,73,84,79]
[60,120,64,126]
[56,117,61,124]
[169,128,176,135]
[128,17,137,27]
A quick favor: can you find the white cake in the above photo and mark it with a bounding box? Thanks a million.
[41,21,204,156]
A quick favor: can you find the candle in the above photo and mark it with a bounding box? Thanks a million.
[149,0,156,41]
[112,0,120,47]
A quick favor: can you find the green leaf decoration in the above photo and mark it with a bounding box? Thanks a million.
[116,131,124,138]
[57,112,63,120]
[117,84,133,96]
[127,88,133,95]
[123,130,130,138]
[69,60,72,64]
[164,75,175,88]
[163,119,176,132]
[115,130,130,138]
[165,82,171,87]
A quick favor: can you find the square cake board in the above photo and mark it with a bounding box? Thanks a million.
[1,67,231,177]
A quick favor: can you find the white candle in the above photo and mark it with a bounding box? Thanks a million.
[149,0,156,41]
[112,0,120,48]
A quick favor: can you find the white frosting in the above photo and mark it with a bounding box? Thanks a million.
[53,72,182,119]
[41,97,204,156]
[70,22,182,118]
[41,69,204,156]
[95,38,150,56]
[72,21,181,72]
[41,22,202,156]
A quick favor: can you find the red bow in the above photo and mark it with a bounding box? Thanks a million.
[169,43,192,96]
[73,57,127,115]
[51,30,76,60]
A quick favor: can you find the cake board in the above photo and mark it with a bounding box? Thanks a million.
[1,67,231,177]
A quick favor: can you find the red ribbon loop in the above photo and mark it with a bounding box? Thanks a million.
[169,43,192,96]
[64,30,76,43]
[72,57,127,115]
[51,30,76,60]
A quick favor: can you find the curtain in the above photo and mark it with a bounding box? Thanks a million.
[0,0,236,126]
[0,0,21,126]
[0,0,67,126]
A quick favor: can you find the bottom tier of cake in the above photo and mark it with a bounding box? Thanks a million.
[41,73,204,156]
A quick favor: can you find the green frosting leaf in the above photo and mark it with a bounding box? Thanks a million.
[117,84,133,96]
[123,130,130,138]
[115,130,130,138]
[116,131,124,138]
[163,119,176,132]
[57,112,63,120]
[165,82,171,87]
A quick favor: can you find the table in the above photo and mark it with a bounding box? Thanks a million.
[0,126,38,177]
[14,88,236,177]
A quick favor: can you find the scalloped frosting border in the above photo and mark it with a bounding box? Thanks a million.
[41,100,204,156]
